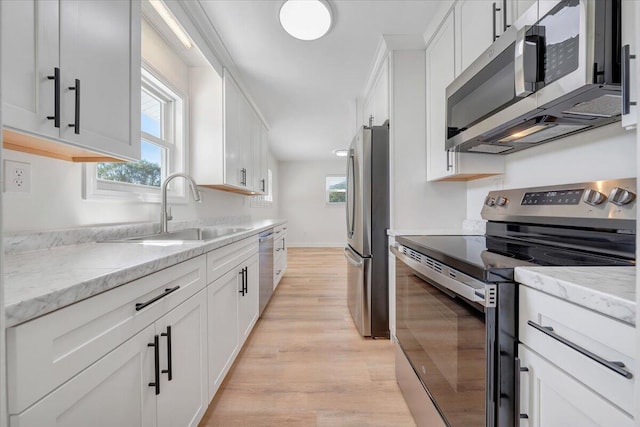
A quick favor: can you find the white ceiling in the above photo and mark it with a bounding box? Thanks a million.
[198,0,440,161]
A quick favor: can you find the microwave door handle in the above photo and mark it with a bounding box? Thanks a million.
[514,26,533,97]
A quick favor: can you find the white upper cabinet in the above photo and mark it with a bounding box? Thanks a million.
[1,0,141,162]
[253,122,269,193]
[363,59,390,127]
[621,0,638,129]
[455,0,500,73]
[190,67,268,195]
[425,5,505,182]
[1,0,59,141]
[426,13,457,182]
[510,0,537,24]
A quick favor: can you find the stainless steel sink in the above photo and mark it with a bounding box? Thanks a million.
[103,227,251,243]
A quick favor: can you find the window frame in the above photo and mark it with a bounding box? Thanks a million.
[83,63,188,203]
[325,174,347,205]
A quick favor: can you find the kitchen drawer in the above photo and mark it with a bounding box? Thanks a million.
[518,344,634,427]
[206,235,258,284]
[273,223,287,236]
[7,255,206,414]
[518,285,635,414]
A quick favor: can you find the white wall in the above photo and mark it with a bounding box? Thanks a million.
[466,124,637,220]
[2,20,279,233]
[279,159,346,246]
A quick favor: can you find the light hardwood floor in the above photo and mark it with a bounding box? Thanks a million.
[199,247,416,427]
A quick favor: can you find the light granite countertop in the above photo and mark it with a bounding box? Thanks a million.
[4,219,286,327]
[515,266,636,326]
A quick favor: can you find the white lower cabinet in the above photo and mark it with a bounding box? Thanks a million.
[206,236,260,400]
[518,345,634,427]
[273,224,288,289]
[238,254,259,341]
[10,290,207,427]
[155,291,208,427]
[517,285,635,426]
[10,325,157,427]
[207,268,240,398]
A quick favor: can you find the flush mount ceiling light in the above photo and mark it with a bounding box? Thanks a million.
[279,0,333,41]
[149,0,193,49]
[333,149,348,157]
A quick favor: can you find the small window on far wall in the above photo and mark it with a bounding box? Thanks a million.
[326,175,346,204]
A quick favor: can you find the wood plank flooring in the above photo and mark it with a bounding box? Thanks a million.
[199,247,416,427]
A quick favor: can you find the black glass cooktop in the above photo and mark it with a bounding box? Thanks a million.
[395,235,635,283]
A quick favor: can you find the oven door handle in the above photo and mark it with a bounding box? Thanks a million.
[391,244,495,308]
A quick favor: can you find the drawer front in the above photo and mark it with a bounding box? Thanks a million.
[518,285,635,414]
[518,344,634,427]
[7,255,206,414]
[206,236,258,284]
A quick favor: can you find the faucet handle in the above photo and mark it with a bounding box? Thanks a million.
[167,206,173,221]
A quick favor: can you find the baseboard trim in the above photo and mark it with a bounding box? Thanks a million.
[287,243,343,248]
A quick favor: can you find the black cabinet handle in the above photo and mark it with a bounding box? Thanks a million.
[282,238,285,251]
[240,168,247,186]
[161,326,173,381]
[148,335,160,395]
[244,267,248,293]
[68,79,80,134]
[502,0,509,32]
[135,286,180,311]
[239,269,245,296]
[492,2,502,42]
[514,358,529,423]
[622,44,637,115]
[46,67,61,128]
[527,320,633,379]
[261,178,266,192]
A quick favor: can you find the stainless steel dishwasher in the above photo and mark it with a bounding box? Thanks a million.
[258,229,274,316]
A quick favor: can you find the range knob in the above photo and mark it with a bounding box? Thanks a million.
[496,196,508,206]
[608,187,636,206]
[485,196,496,207]
[583,189,607,206]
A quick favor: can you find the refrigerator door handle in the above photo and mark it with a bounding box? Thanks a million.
[343,247,363,267]
[346,150,356,238]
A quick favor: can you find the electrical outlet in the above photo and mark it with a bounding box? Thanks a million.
[4,160,31,193]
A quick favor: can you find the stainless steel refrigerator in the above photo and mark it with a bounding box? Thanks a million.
[344,122,389,338]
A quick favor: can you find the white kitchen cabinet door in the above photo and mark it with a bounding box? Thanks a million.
[518,345,634,427]
[252,122,268,194]
[2,0,140,161]
[621,0,638,129]
[362,58,389,127]
[426,12,456,181]
[259,124,269,193]
[223,73,243,189]
[510,0,537,24]
[156,291,208,427]
[238,254,260,341]
[237,94,254,191]
[426,10,505,182]
[455,0,498,73]
[10,326,156,427]
[59,0,140,160]
[1,0,60,140]
[207,268,240,399]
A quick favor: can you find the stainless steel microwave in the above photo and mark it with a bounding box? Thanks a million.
[446,0,623,154]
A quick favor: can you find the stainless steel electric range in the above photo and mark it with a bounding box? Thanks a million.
[392,178,636,427]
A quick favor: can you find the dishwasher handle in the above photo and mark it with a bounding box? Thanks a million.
[343,247,363,267]
[259,231,274,242]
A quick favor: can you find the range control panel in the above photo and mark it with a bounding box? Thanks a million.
[481,178,637,226]
[521,189,584,205]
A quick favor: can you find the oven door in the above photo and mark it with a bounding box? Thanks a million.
[392,245,497,427]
